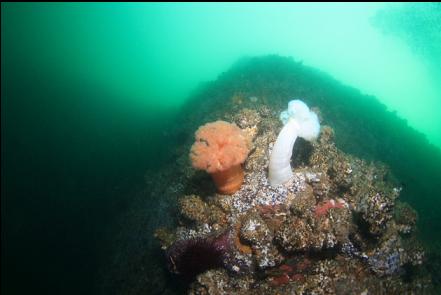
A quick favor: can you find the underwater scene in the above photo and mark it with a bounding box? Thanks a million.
[2,3,441,295]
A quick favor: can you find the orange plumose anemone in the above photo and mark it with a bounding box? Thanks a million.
[190,120,251,195]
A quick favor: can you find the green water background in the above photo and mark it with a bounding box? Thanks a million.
[2,3,440,294]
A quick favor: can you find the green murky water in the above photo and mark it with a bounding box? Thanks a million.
[2,3,440,294]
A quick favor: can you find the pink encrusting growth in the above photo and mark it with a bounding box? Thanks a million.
[314,199,347,217]
[269,258,311,286]
[270,273,291,286]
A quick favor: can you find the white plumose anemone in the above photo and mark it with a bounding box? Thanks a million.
[268,100,320,186]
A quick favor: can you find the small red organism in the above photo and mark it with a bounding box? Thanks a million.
[269,257,313,286]
[270,274,290,286]
[314,199,346,217]
[290,273,305,282]
[279,264,293,272]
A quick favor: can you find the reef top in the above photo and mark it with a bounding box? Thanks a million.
[156,105,431,294]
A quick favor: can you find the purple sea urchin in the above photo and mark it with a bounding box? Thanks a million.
[166,230,231,280]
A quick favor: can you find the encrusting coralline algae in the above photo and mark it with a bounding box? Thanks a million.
[155,106,432,294]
